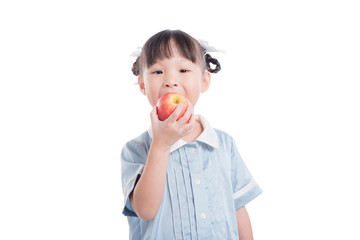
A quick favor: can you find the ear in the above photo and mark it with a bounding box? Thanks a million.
[201,71,211,93]
[138,76,146,96]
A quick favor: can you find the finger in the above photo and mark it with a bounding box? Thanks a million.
[186,105,194,124]
[186,109,196,126]
[180,120,194,136]
[167,103,183,122]
[177,104,192,125]
[180,110,195,135]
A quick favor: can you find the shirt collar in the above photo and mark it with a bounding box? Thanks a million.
[147,114,219,153]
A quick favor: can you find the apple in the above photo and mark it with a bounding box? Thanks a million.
[156,92,191,121]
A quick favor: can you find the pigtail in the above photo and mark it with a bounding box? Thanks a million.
[132,57,140,76]
[205,53,221,73]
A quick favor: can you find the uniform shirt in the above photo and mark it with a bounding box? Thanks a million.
[121,115,262,240]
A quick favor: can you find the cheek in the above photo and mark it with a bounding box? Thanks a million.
[187,89,201,106]
[147,97,157,107]
[144,87,160,106]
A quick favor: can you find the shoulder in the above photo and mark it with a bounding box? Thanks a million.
[121,131,151,164]
[126,131,151,146]
[214,128,236,146]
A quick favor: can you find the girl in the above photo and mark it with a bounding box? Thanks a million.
[121,29,262,240]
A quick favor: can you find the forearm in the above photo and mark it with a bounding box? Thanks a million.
[130,142,170,221]
[131,105,194,221]
[236,207,253,240]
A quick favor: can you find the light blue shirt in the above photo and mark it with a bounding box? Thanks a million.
[121,115,262,240]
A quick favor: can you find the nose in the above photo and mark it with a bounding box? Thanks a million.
[164,78,178,88]
[165,82,178,87]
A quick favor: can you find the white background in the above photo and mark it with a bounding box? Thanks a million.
[1,0,359,239]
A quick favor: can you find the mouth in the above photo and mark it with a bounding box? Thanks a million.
[160,91,184,99]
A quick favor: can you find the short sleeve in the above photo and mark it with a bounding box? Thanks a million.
[230,138,262,210]
[121,140,146,217]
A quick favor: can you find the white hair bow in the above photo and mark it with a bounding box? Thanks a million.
[129,47,142,57]
[197,39,226,54]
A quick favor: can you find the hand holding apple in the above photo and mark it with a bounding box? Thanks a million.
[156,93,192,121]
[150,93,194,149]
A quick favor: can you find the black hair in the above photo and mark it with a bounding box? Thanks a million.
[132,29,221,76]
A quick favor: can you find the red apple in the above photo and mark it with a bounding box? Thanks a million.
[156,93,191,121]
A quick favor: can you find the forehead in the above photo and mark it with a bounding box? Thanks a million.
[149,47,198,67]
[143,36,202,68]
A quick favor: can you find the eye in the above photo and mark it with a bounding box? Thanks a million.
[153,70,163,74]
[180,69,189,73]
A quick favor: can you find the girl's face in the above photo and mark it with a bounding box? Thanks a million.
[138,43,211,108]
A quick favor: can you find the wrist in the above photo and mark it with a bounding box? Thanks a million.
[151,139,172,153]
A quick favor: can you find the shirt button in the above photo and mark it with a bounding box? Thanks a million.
[200,213,206,219]
[195,179,201,185]
[189,148,195,153]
